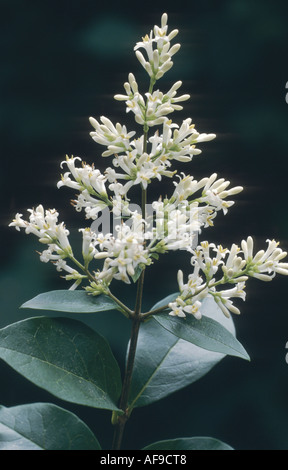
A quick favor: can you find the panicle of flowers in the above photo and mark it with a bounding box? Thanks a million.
[88,13,216,195]
[9,13,288,322]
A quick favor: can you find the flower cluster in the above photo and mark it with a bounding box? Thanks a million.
[87,13,216,196]
[57,155,111,220]
[88,117,215,195]
[9,205,71,253]
[9,13,288,321]
[9,205,85,289]
[168,237,288,319]
[92,213,151,286]
[114,75,190,127]
[134,13,180,83]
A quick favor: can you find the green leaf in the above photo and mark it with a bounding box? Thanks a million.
[153,312,250,360]
[129,295,239,408]
[21,290,119,313]
[0,403,101,450]
[143,437,233,451]
[0,316,122,411]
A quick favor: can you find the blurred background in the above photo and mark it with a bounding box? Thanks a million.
[1,0,288,450]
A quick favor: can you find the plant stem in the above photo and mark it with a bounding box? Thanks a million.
[111,313,141,450]
[141,302,171,319]
[68,254,96,283]
[106,290,134,319]
[111,186,147,450]
[112,78,154,450]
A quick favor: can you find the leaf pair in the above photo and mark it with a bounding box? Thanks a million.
[0,289,249,449]
[0,290,249,412]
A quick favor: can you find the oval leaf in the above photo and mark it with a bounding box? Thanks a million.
[0,403,101,450]
[143,437,233,451]
[21,290,119,313]
[0,317,121,410]
[153,311,249,360]
[129,296,238,408]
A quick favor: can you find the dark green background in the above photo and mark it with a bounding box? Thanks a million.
[1,0,288,450]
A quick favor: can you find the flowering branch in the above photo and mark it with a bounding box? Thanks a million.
[7,12,288,451]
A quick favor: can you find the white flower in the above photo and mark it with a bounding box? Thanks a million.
[240,236,254,261]
[57,171,82,191]
[214,297,238,318]
[79,228,97,265]
[164,208,197,251]
[183,301,202,320]
[57,156,116,220]
[219,282,247,302]
[9,213,26,231]
[58,155,82,181]
[168,301,186,318]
